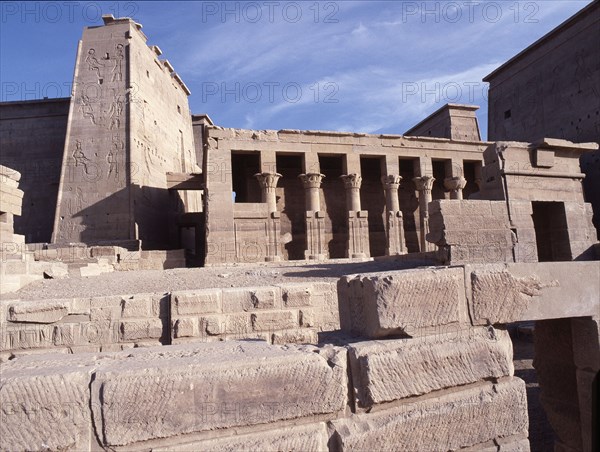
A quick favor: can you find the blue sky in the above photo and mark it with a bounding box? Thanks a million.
[0,1,592,139]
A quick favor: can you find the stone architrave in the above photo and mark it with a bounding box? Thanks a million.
[381,175,407,255]
[299,173,327,260]
[413,175,436,252]
[341,174,370,259]
[444,176,467,200]
[255,172,282,262]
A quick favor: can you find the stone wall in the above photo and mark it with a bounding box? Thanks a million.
[1,261,598,450]
[0,98,69,243]
[52,16,199,249]
[428,199,516,264]
[204,126,489,265]
[0,281,338,360]
[485,2,599,145]
[339,261,599,451]
[0,329,528,451]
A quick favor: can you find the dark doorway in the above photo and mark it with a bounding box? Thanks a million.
[360,157,386,257]
[319,155,347,258]
[432,160,448,200]
[276,154,305,260]
[399,158,420,253]
[463,161,481,199]
[532,201,572,262]
[231,152,261,203]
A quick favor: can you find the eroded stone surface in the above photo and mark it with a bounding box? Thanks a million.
[349,327,514,408]
[0,352,97,451]
[152,422,328,452]
[8,300,69,323]
[343,267,465,338]
[330,377,528,452]
[91,342,347,446]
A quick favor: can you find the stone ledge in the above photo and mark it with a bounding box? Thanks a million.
[330,377,528,452]
[348,326,514,409]
[466,261,600,324]
[340,267,466,338]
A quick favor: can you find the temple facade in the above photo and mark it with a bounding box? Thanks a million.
[0,13,598,266]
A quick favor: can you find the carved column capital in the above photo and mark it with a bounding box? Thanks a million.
[381,174,402,189]
[298,173,325,189]
[340,173,362,189]
[443,176,466,192]
[254,172,282,189]
[413,175,435,192]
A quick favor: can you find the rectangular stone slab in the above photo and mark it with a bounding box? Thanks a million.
[330,377,528,452]
[152,422,328,452]
[343,267,466,338]
[91,341,347,446]
[466,261,600,325]
[0,352,98,451]
[348,327,514,408]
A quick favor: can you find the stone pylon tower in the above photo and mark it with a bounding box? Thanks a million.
[52,15,197,248]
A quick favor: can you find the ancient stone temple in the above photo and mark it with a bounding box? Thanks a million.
[1,14,598,269]
[0,7,599,452]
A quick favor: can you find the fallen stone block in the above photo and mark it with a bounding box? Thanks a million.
[152,422,329,452]
[467,261,600,324]
[91,342,347,446]
[349,327,514,408]
[0,352,96,451]
[330,377,528,452]
[341,267,466,338]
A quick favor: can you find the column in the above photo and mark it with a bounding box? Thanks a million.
[341,174,370,258]
[298,173,327,260]
[444,176,467,200]
[381,175,407,255]
[255,172,282,262]
[255,172,281,213]
[413,175,436,252]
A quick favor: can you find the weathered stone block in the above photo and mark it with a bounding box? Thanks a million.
[299,308,317,327]
[251,310,297,332]
[200,314,225,336]
[152,422,329,452]
[467,262,600,324]
[0,353,95,451]
[282,284,312,307]
[173,289,221,315]
[120,295,152,318]
[120,319,163,341]
[91,342,347,446]
[348,327,514,408]
[330,377,528,452]
[173,317,197,338]
[272,328,318,345]
[344,267,465,338]
[222,287,279,312]
[8,300,68,323]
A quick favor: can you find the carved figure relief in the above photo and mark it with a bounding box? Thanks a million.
[107,134,124,179]
[85,48,104,80]
[79,95,96,125]
[107,94,124,130]
[111,43,124,82]
[72,140,91,174]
